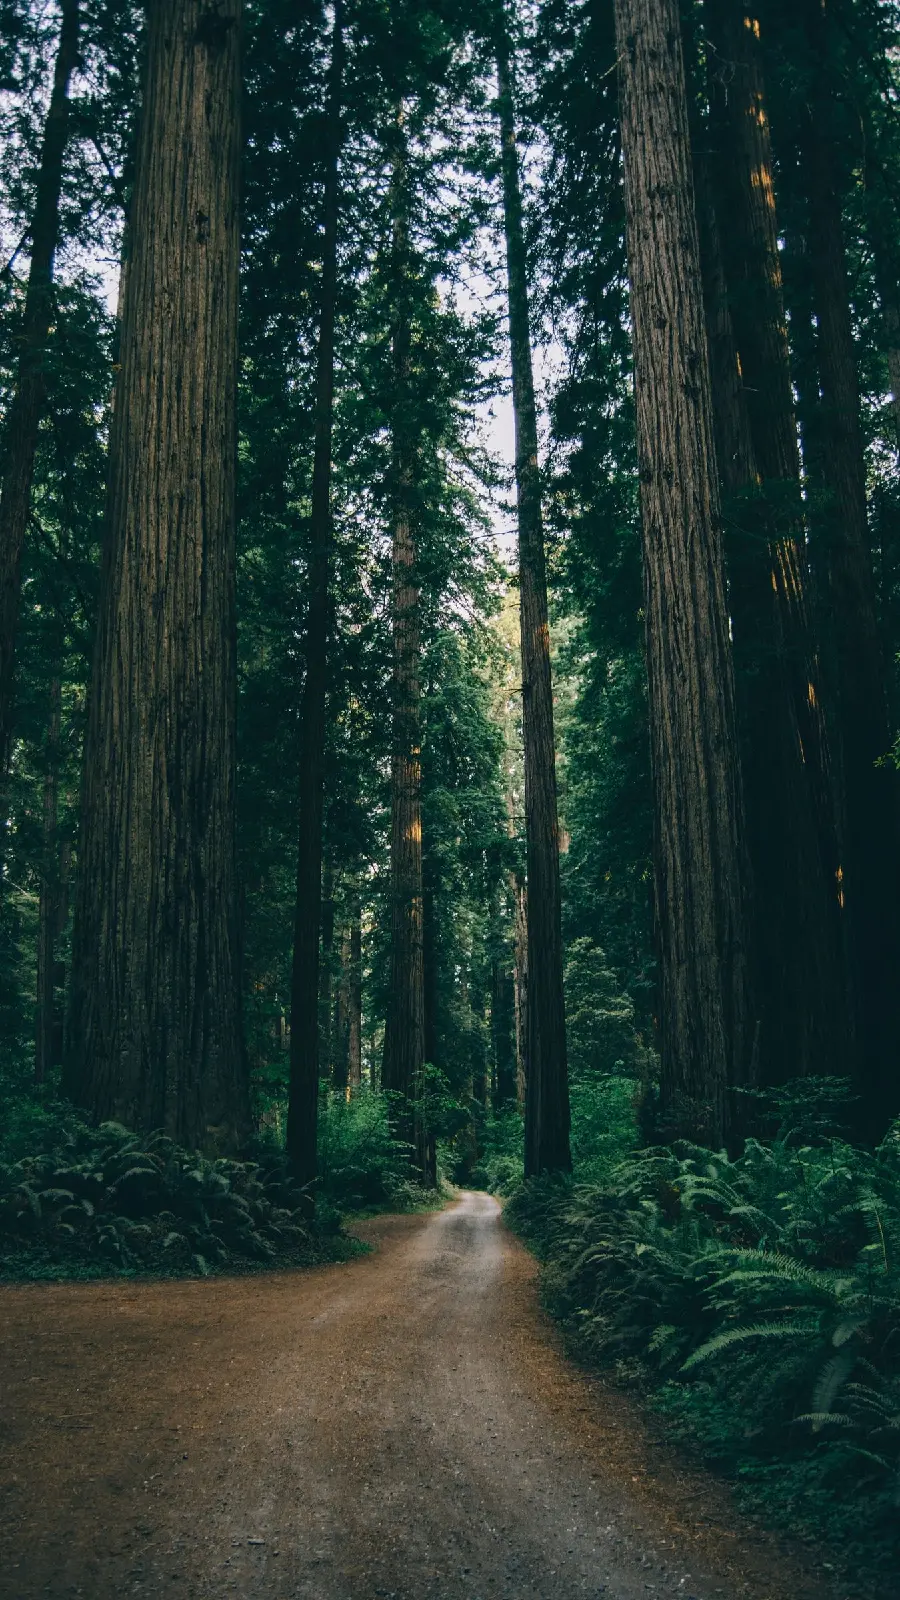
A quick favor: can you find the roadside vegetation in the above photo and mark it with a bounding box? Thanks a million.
[0,1087,431,1281]
[495,1081,900,1579]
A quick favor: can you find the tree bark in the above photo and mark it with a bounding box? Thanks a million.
[464,966,488,1114]
[880,278,900,452]
[333,921,352,1093]
[511,870,527,1110]
[65,0,248,1149]
[0,0,80,777]
[318,872,336,1080]
[491,955,517,1109]
[348,910,362,1092]
[287,0,344,1180]
[35,679,64,1085]
[423,878,439,1072]
[381,117,427,1176]
[496,7,571,1177]
[614,0,751,1146]
[700,1,851,1085]
[800,0,900,1134]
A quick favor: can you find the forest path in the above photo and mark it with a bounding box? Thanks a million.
[0,1192,843,1600]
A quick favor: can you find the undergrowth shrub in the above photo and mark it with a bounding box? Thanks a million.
[466,1108,524,1194]
[505,1097,900,1575]
[0,1109,354,1280]
[316,1086,428,1215]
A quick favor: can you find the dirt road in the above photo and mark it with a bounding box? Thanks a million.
[1,1193,846,1600]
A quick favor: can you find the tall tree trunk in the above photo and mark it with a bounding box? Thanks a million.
[700,0,851,1085]
[876,268,900,453]
[332,921,351,1093]
[423,878,439,1072]
[318,869,336,1081]
[871,250,900,698]
[472,1006,488,1111]
[614,0,751,1146]
[65,0,247,1149]
[496,7,570,1177]
[383,475,426,1164]
[35,679,63,1085]
[381,118,427,1176]
[800,0,900,1135]
[491,954,517,1109]
[347,909,362,1092]
[0,0,80,777]
[511,870,527,1111]
[287,0,345,1179]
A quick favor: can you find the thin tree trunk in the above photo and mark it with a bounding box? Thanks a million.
[381,116,426,1176]
[348,910,362,1092]
[422,940,438,1188]
[491,955,517,1109]
[65,0,247,1149]
[287,0,345,1178]
[700,1,851,1085]
[801,0,900,1135]
[472,1000,489,1111]
[511,870,527,1111]
[35,679,62,1085]
[52,839,70,1067]
[319,869,336,1082]
[332,922,351,1092]
[423,879,438,1072]
[614,0,751,1147]
[0,0,80,777]
[496,7,570,1177]
[871,252,900,690]
[875,261,900,453]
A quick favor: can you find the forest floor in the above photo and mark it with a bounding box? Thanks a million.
[0,1193,856,1600]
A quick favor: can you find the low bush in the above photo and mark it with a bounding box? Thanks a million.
[0,1080,447,1279]
[316,1085,431,1216]
[505,1095,900,1575]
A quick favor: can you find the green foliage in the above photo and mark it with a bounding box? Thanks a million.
[0,1079,454,1277]
[0,1103,354,1281]
[316,1086,428,1217]
[506,1111,900,1574]
[466,1107,525,1195]
[420,1062,469,1144]
[568,1072,641,1186]
[468,1072,641,1196]
[565,939,642,1077]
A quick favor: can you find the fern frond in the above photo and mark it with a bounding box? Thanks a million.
[811,1350,857,1422]
[682,1318,819,1370]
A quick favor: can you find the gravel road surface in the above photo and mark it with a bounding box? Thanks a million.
[1,1192,847,1600]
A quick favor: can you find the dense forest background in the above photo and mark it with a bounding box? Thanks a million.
[2,0,900,1578]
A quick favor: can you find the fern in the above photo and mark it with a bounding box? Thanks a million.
[505,1112,900,1572]
[0,1110,345,1279]
[683,1319,821,1369]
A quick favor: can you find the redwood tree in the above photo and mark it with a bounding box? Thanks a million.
[0,0,80,777]
[381,120,427,1175]
[614,0,751,1145]
[287,0,345,1182]
[798,0,900,1135]
[347,911,362,1092]
[702,0,850,1086]
[35,678,65,1085]
[66,0,248,1148]
[496,4,571,1177]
